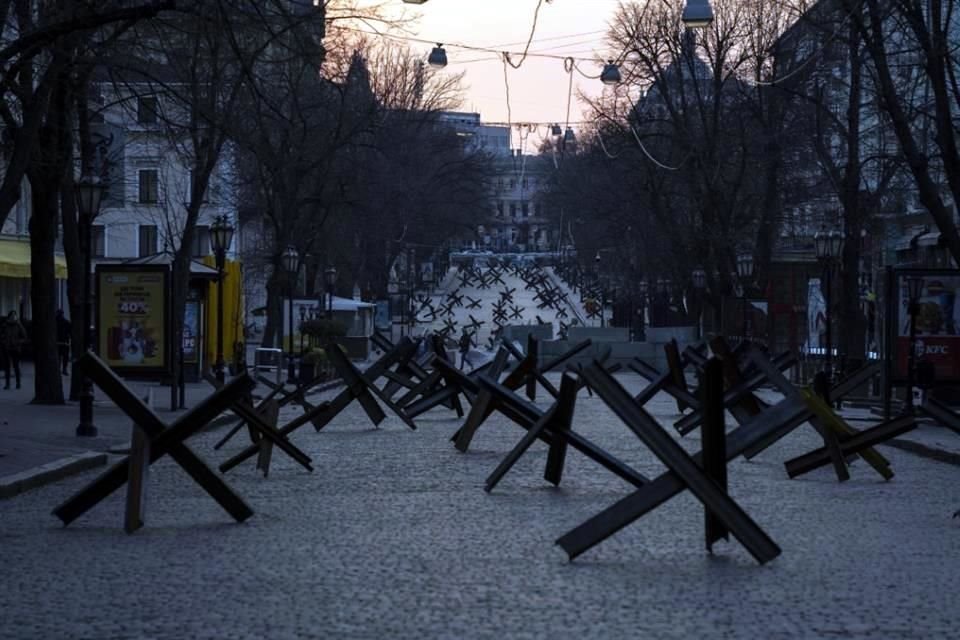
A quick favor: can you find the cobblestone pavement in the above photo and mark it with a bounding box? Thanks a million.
[1,374,958,639]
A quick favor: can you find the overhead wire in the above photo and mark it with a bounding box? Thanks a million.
[596,130,622,159]
[503,0,550,69]
[331,23,604,63]
[502,55,513,151]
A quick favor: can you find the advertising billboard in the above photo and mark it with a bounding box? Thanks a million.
[893,272,960,380]
[183,298,200,364]
[96,265,170,377]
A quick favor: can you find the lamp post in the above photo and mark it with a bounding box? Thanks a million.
[282,245,298,385]
[325,266,337,317]
[814,225,844,394]
[736,251,755,344]
[692,267,706,340]
[600,279,608,329]
[209,214,234,386]
[904,275,925,415]
[75,176,104,437]
[298,305,306,356]
[594,251,602,327]
[637,278,648,341]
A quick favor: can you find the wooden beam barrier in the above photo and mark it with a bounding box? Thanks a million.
[479,374,649,491]
[673,351,796,436]
[54,353,255,530]
[453,348,511,452]
[701,357,729,552]
[219,340,415,474]
[556,364,795,563]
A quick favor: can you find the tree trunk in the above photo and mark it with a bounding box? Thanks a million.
[26,63,71,405]
[28,185,64,404]
[838,24,866,365]
[60,167,85,401]
[856,0,960,267]
[65,75,93,402]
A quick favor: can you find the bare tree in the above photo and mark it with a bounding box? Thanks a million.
[844,0,960,266]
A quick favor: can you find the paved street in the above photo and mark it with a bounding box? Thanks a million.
[1,374,958,639]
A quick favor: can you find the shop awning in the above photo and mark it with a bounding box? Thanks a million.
[123,252,220,279]
[0,237,68,279]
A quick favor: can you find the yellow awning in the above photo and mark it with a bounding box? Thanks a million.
[0,237,68,279]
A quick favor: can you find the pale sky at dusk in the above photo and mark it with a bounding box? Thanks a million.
[367,0,627,137]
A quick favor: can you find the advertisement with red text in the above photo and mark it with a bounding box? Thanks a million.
[896,275,960,379]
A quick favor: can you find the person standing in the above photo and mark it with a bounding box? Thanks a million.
[0,310,27,389]
[458,329,473,369]
[56,309,71,375]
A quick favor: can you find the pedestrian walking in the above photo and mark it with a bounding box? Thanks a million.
[56,309,71,375]
[458,329,473,369]
[0,310,28,389]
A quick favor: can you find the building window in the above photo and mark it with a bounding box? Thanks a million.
[138,169,159,204]
[496,201,504,218]
[522,177,529,189]
[91,225,106,258]
[187,170,209,205]
[138,225,158,257]
[137,96,159,124]
[192,225,210,257]
[522,202,530,217]
[510,202,517,218]
[535,202,543,218]
[509,178,516,189]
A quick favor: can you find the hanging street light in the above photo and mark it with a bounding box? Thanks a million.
[682,0,714,28]
[428,43,447,69]
[75,175,105,437]
[600,60,622,86]
[210,214,235,385]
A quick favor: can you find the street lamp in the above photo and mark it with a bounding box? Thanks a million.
[682,0,715,28]
[593,252,602,327]
[75,175,104,437]
[637,278,648,341]
[904,275,925,415]
[282,245,299,384]
[814,225,844,394]
[692,267,706,339]
[736,251,755,343]
[209,214,234,385]
[428,43,447,69]
[325,265,337,317]
[600,60,622,86]
[298,305,307,356]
